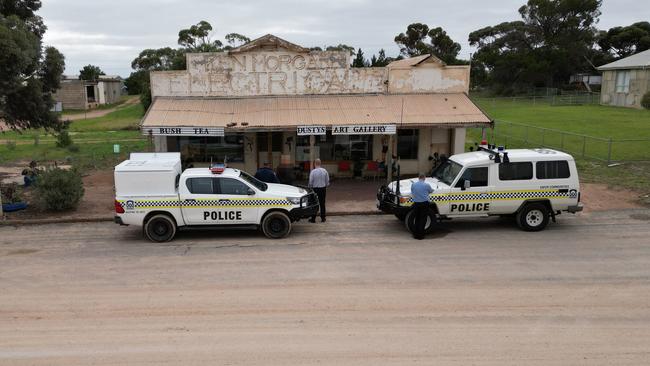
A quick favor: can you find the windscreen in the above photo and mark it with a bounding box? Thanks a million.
[432,160,463,186]
[239,171,268,191]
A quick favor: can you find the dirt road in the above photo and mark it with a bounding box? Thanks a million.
[1,211,650,365]
[62,96,139,121]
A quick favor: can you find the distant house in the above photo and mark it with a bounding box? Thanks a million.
[597,49,650,109]
[53,75,124,110]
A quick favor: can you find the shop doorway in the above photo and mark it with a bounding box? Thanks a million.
[257,132,284,169]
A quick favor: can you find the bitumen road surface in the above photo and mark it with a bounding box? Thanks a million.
[1,210,650,365]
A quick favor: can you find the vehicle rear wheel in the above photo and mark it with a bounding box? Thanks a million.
[516,203,550,232]
[405,208,436,234]
[144,214,177,242]
[262,211,292,239]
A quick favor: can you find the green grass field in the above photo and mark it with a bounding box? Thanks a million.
[0,102,148,169]
[468,98,650,197]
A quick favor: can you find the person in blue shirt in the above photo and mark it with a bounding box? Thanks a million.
[410,173,434,240]
[254,162,280,183]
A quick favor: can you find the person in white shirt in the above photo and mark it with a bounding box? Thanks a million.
[308,159,329,223]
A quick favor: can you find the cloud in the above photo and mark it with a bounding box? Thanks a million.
[38,0,649,77]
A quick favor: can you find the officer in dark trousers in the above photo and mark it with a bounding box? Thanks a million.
[308,159,329,223]
[410,173,433,240]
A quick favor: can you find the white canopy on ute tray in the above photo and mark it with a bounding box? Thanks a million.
[114,153,182,196]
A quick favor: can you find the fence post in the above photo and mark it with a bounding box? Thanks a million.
[607,138,613,164]
[582,136,586,158]
[561,133,564,150]
[542,129,545,147]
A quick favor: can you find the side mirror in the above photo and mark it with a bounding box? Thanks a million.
[462,180,471,191]
[247,188,255,196]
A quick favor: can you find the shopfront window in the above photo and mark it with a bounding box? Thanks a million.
[397,129,419,159]
[296,134,373,161]
[174,134,244,163]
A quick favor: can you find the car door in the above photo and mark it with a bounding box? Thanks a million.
[212,177,259,224]
[444,166,492,216]
[180,177,218,225]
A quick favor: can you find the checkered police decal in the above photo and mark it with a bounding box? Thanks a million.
[402,189,573,206]
[118,198,292,209]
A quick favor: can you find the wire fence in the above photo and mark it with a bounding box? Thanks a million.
[472,92,600,107]
[488,120,650,163]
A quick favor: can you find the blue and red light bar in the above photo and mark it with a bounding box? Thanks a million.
[210,163,226,174]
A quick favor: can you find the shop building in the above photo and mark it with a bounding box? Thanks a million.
[141,34,491,178]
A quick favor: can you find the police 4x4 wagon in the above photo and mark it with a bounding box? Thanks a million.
[114,153,318,242]
[378,144,583,233]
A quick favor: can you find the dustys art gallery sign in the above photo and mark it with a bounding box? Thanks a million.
[297,126,327,136]
[332,124,396,135]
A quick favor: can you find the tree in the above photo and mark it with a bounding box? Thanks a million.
[0,0,66,130]
[352,48,369,67]
[469,0,602,91]
[224,33,250,50]
[79,64,105,81]
[178,20,222,52]
[325,44,356,55]
[598,22,650,58]
[130,21,248,109]
[124,70,147,95]
[394,23,462,64]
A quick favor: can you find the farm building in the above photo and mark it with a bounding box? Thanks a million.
[141,34,492,178]
[53,75,124,110]
[598,49,650,109]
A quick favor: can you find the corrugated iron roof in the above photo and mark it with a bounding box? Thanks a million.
[598,49,650,70]
[141,93,491,129]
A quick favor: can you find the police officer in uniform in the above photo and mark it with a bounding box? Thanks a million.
[410,173,433,240]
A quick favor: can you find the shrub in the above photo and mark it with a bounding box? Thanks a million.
[1,183,23,204]
[33,134,40,146]
[642,91,650,110]
[6,140,16,150]
[35,168,84,211]
[67,144,80,153]
[55,130,73,148]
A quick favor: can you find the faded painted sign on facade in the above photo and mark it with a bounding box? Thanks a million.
[152,51,387,97]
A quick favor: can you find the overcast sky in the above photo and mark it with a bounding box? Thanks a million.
[40,0,649,77]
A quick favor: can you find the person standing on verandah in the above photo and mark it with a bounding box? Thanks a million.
[308,159,329,223]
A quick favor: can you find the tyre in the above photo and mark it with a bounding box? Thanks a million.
[262,211,292,239]
[144,214,177,242]
[516,203,550,232]
[405,208,436,234]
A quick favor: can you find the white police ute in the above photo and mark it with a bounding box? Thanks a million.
[114,153,319,242]
[377,143,583,233]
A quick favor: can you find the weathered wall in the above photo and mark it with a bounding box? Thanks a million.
[601,69,650,109]
[388,65,469,94]
[101,81,122,104]
[53,80,87,110]
[151,50,472,98]
[152,50,387,97]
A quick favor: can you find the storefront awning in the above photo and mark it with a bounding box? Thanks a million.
[141,93,492,132]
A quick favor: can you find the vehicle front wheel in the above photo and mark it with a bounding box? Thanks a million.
[516,203,550,232]
[144,214,177,242]
[405,208,437,234]
[262,211,292,239]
